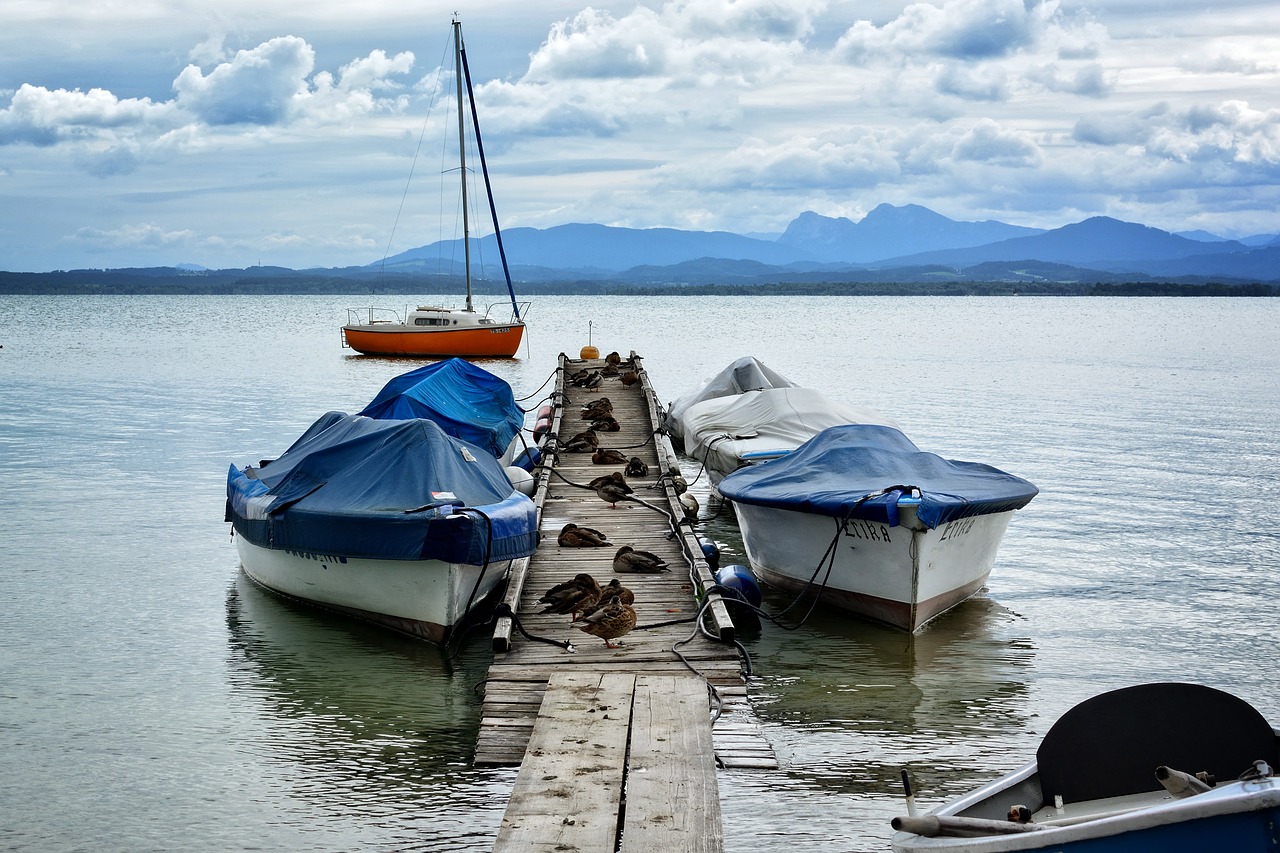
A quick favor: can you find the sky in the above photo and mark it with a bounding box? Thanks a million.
[2,0,1279,272]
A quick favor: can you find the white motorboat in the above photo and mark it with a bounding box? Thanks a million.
[716,424,1038,632]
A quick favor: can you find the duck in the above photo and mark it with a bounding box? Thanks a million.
[575,370,604,391]
[580,578,634,617]
[563,431,600,452]
[592,448,629,466]
[586,471,630,492]
[605,351,622,365]
[596,481,635,509]
[613,545,670,573]
[619,369,639,387]
[575,596,637,648]
[538,572,602,620]
[581,402,613,420]
[557,523,612,548]
[590,416,621,432]
[624,456,649,477]
[600,363,620,378]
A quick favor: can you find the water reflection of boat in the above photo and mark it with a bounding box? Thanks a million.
[744,592,1035,740]
[891,682,1280,852]
[225,577,484,761]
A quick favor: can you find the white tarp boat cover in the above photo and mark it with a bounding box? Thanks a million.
[666,356,797,441]
[676,386,901,481]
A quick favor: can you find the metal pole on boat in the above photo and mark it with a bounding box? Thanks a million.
[453,18,473,314]
[901,768,918,817]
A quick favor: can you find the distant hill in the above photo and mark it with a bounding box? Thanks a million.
[381,222,814,273]
[4,203,1278,291]
[777,203,1045,262]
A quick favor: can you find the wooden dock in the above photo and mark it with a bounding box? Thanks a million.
[479,352,776,852]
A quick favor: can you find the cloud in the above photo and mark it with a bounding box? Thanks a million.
[173,36,316,126]
[1075,100,1280,168]
[834,0,1049,63]
[0,84,169,146]
[69,222,198,252]
[952,118,1042,166]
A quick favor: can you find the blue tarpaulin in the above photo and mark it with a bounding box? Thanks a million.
[717,424,1038,529]
[227,413,537,564]
[358,358,522,458]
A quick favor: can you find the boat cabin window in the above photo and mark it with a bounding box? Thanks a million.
[414,317,450,327]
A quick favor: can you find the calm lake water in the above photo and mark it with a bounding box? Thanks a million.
[2,294,1279,851]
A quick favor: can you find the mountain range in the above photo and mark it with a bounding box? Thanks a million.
[374,203,1280,285]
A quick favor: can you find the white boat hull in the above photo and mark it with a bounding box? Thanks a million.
[234,534,510,643]
[731,502,1016,631]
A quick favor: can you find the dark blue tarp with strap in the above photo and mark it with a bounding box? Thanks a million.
[357,358,522,458]
[717,424,1038,529]
[226,413,537,564]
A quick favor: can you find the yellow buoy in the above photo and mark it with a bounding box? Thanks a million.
[580,320,600,359]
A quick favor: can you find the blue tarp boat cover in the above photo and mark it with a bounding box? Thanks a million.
[226,412,537,564]
[717,424,1038,529]
[358,358,522,458]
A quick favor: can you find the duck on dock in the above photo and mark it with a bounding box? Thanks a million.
[587,471,630,492]
[596,480,635,508]
[613,545,670,573]
[592,448,629,465]
[575,595,637,648]
[538,572,602,621]
[625,456,649,477]
[563,431,600,452]
[557,523,613,548]
[620,369,639,387]
[580,578,634,616]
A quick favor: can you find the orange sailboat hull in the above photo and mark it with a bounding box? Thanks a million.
[342,322,524,357]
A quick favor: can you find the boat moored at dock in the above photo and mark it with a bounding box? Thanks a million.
[717,423,1038,632]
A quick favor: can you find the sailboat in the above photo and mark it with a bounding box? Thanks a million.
[342,19,527,358]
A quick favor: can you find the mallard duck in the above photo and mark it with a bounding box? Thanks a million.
[619,369,639,387]
[538,572,602,620]
[596,481,635,509]
[592,448,629,465]
[581,403,613,420]
[575,595,637,648]
[580,578,635,617]
[601,363,620,377]
[613,545,670,573]
[586,471,630,491]
[575,370,604,390]
[563,430,599,452]
[624,456,649,477]
[590,416,620,432]
[605,351,622,365]
[557,523,612,548]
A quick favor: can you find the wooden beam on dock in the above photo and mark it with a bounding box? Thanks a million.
[494,672,723,853]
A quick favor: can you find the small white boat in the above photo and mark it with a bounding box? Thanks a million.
[226,414,538,643]
[891,682,1280,852]
[667,356,898,485]
[341,19,527,359]
[716,424,1037,632]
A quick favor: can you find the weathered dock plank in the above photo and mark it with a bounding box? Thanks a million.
[622,675,723,852]
[494,672,635,852]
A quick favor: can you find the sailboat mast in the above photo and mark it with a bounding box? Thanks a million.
[453,18,473,313]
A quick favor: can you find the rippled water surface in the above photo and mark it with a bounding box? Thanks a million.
[2,294,1278,851]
